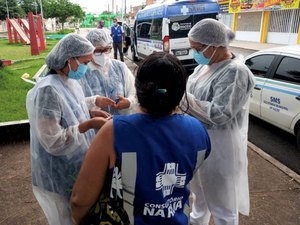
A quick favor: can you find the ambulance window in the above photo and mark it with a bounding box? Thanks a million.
[193,13,218,25]
[169,15,192,39]
[169,13,217,39]
[137,21,151,39]
[150,18,162,40]
[245,55,275,78]
[273,57,300,84]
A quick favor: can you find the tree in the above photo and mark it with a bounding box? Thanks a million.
[18,0,41,15]
[69,4,85,25]
[43,0,85,29]
[71,4,85,21]
[0,0,25,20]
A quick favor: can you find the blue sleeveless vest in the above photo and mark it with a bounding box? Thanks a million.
[113,113,211,224]
[111,25,123,43]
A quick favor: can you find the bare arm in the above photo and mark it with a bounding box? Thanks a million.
[71,120,116,224]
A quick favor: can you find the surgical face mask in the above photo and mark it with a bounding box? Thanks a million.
[114,22,118,26]
[68,58,88,80]
[193,46,212,65]
[93,54,109,67]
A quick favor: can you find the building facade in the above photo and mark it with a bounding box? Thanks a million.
[218,0,300,44]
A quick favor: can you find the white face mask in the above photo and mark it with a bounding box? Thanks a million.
[93,54,108,67]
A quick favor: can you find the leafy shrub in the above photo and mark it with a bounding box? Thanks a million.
[57,28,75,34]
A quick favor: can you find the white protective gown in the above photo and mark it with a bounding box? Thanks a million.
[26,74,96,225]
[78,59,137,115]
[181,57,255,219]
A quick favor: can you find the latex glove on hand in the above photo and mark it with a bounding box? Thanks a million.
[114,95,130,110]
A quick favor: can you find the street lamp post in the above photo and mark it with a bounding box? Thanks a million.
[34,2,38,14]
[6,0,9,18]
[124,0,127,15]
[38,0,45,32]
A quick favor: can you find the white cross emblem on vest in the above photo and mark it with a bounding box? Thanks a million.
[156,163,186,197]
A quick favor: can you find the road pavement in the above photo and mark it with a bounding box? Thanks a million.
[1,140,299,225]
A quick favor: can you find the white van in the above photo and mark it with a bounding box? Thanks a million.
[130,0,220,69]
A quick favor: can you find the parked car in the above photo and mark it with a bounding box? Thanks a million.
[244,46,300,150]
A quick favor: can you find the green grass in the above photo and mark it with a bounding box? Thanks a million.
[0,39,59,122]
[0,39,58,60]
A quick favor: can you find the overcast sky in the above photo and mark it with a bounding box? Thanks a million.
[70,0,146,14]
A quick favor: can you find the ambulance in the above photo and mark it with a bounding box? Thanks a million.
[130,0,220,69]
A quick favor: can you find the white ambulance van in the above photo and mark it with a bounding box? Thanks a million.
[131,0,220,69]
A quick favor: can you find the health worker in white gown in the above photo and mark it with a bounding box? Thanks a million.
[180,19,255,225]
[79,29,137,115]
[26,34,115,225]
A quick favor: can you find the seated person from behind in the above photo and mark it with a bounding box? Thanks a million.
[71,52,211,225]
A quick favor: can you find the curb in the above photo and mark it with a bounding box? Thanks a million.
[229,44,258,52]
[0,119,28,126]
[248,141,300,184]
[229,41,286,52]
[0,120,30,145]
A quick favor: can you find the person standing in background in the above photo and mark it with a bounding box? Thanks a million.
[97,20,105,29]
[111,18,125,62]
[180,19,255,225]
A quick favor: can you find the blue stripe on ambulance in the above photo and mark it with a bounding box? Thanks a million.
[136,2,220,20]
[255,77,300,91]
[255,83,300,97]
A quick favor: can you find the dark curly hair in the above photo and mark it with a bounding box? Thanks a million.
[135,52,187,117]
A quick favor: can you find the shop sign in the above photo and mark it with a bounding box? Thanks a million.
[219,3,230,12]
[228,0,299,13]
